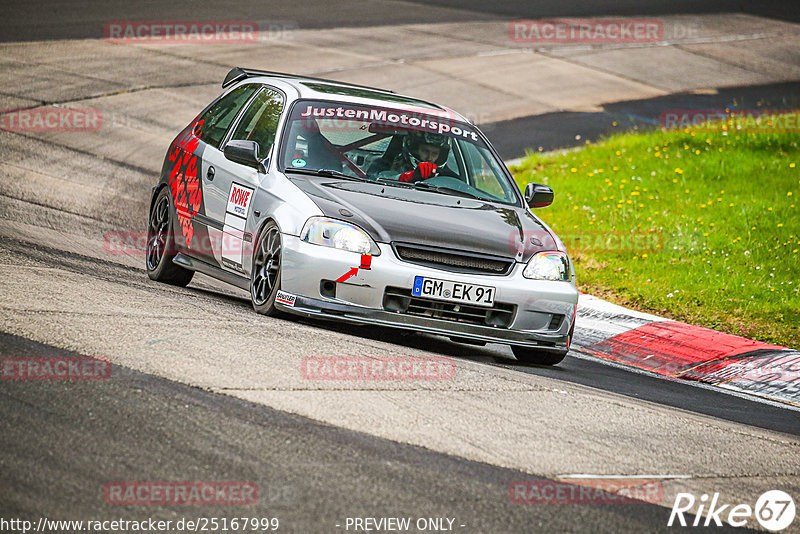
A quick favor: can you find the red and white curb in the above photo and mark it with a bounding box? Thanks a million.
[572,294,800,408]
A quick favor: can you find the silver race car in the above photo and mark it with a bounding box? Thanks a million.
[146,68,578,365]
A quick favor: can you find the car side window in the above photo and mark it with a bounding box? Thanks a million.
[230,87,285,158]
[195,84,259,148]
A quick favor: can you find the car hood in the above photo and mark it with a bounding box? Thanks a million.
[288,176,559,262]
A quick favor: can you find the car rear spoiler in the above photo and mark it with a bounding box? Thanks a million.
[222,67,396,93]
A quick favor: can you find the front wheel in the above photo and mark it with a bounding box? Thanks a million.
[511,346,567,366]
[250,221,284,316]
[512,316,574,366]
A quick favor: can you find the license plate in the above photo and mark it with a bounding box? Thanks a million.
[411,276,495,307]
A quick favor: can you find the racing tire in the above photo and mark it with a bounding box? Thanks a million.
[511,317,575,366]
[511,346,567,366]
[250,220,285,317]
[146,187,194,287]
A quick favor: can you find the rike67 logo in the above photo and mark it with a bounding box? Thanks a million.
[669,490,795,531]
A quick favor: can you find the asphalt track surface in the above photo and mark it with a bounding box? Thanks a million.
[3,332,757,534]
[2,2,800,533]
[0,233,797,531]
[0,0,797,42]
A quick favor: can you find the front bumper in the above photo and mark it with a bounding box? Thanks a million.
[279,236,578,351]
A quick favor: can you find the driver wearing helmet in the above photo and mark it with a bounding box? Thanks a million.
[369,131,454,182]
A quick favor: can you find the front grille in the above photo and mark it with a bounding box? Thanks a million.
[383,287,516,328]
[392,242,514,275]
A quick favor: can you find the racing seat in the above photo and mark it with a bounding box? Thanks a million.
[367,134,404,174]
[304,130,344,171]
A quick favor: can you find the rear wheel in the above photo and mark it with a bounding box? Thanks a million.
[146,188,194,287]
[251,221,284,316]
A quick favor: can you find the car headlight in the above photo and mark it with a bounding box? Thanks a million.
[522,251,570,281]
[300,217,381,255]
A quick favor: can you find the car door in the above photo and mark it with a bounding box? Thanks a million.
[200,85,285,274]
[174,83,259,265]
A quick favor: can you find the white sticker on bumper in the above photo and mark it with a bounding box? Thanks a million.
[275,291,296,307]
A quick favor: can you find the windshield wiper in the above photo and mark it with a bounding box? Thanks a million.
[411,181,484,200]
[284,168,364,181]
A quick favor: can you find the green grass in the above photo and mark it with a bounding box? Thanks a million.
[509,120,800,348]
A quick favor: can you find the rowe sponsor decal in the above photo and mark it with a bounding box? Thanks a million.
[228,183,253,217]
[104,481,258,506]
[0,107,102,132]
[510,19,664,44]
[1,356,111,381]
[668,490,795,530]
[301,356,456,381]
[219,182,255,271]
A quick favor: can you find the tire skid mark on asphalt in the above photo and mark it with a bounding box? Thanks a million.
[0,127,157,177]
[0,194,126,234]
[0,234,246,301]
[0,307,211,320]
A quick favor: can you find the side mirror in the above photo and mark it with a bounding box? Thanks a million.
[224,140,265,172]
[524,183,554,208]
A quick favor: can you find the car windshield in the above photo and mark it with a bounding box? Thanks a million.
[278,99,519,205]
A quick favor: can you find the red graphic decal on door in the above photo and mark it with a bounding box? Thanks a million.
[168,118,203,247]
